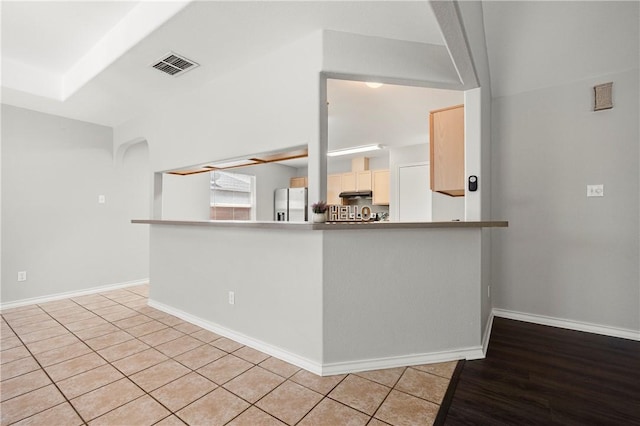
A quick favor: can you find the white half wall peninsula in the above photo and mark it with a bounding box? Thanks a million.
[122,11,510,376]
[133,219,507,375]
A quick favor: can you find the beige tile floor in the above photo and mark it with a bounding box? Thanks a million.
[0,284,457,426]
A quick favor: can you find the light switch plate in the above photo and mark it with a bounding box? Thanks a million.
[587,184,604,197]
[98,195,106,204]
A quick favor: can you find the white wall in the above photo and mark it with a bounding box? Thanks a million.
[146,223,485,373]
[323,228,483,365]
[162,173,211,221]
[1,105,150,304]
[149,225,324,365]
[491,69,640,333]
[114,32,323,180]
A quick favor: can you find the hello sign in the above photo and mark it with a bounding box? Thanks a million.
[327,205,374,222]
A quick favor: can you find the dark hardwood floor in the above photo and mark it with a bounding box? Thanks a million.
[442,317,640,425]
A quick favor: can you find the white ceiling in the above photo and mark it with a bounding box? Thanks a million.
[2,1,139,73]
[1,1,444,127]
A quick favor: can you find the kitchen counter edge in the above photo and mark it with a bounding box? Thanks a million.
[131,219,508,230]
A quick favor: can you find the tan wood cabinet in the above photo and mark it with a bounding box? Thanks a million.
[430,104,465,197]
[327,168,382,205]
[356,170,372,191]
[338,171,371,192]
[327,174,342,205]
[372,169,390,205]
[341,172,356,192]
[290,176,308,188]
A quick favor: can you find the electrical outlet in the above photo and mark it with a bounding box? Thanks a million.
[587,184,604,197]
[18,271,27,282]
[228,291,235,305]
[98,195,106,204]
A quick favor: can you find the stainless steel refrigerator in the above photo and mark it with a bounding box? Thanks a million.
[274,188,308,222]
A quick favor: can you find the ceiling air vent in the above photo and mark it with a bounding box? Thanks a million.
[151,52,199,77]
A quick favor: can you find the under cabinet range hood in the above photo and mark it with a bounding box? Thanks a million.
[339,190,373,199]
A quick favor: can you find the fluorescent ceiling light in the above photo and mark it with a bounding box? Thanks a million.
[327,144,383,157]
[365,82,383,89]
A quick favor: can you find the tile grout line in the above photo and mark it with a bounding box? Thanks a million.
[292,374,355,425]
[370,365,450,424]
[39,291,155,424]
[68,288,260,425]
[63,290,187,425]
[292,391,329,425]
[76,288,199,425]
[349,368,406,424]
[4,286,455,426]
[172,357,292,424]
[392,366,450,407]
[92,294,214,423]
[336,374,397,424]
[4,289,173,425]
[367,417,392,426]
[1,310,90,426]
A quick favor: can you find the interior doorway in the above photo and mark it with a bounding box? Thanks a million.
[398,162,432,222]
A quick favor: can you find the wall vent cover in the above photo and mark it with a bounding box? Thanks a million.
[151,52,199,77]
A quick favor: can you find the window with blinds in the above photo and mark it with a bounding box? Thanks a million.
[210,171,256,220]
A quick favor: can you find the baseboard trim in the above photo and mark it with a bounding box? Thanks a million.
[481,312,495,355]
[149,299,485,376]
[493,308,640,341]
[0,278,149,312]
[321,346,483,376]
[148,299,324,376]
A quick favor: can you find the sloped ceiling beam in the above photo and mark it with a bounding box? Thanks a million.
[429,0,479,89]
